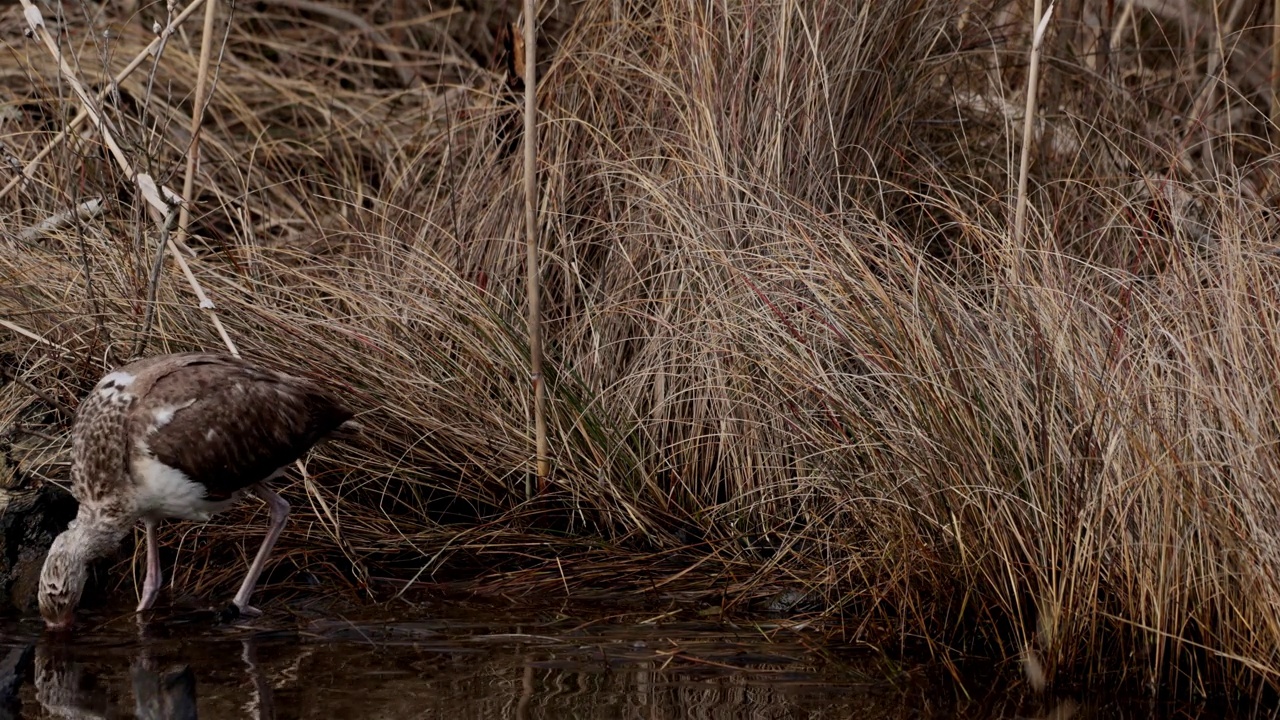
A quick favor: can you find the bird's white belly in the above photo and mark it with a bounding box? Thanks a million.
[132,455,240,521]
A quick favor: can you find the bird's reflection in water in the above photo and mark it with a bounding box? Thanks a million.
[33,638,115,719]
[130,660,196,720]
[239,635,275,720]
[32,616,279,720]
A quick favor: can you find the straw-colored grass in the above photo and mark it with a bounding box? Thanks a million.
[3,0,1280,695]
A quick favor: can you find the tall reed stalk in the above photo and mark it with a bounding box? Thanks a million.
[1272,0,1280,139]
[1011,1,1054,254]
[523,0,549,499]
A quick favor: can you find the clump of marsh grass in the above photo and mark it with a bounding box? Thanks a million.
[2,0,1280,696]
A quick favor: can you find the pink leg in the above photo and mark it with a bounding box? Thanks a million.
[137,518,163,612]
[231,484,290,616]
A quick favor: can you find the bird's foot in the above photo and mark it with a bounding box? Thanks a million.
[214,602,261,624]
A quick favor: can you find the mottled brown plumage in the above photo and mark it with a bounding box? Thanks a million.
[38,353,355,629]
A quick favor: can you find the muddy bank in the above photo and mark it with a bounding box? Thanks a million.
[0,436,74,615]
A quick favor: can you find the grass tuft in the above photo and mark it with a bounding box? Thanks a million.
[3,0,1280,694]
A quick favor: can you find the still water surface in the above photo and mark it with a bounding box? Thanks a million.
[0,597,1258,718]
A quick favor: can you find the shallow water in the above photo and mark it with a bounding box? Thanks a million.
[0,597,1261,719]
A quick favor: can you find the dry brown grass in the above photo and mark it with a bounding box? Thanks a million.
[3,0,1280,695]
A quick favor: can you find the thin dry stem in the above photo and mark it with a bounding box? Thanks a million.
[0,0,209,202]
[1272,0,1280,139]
[16,0,180,216]
[524,1,549,496]
[1011,1,1053,258]
[172,0,239,358]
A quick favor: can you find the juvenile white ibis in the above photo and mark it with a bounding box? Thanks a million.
[38,352,355,629]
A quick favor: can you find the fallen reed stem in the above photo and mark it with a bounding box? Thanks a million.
[17,0,181,218]
[18,198,104,242]
[133,208,180,359]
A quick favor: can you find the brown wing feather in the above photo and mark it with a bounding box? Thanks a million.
[135,357,353,500]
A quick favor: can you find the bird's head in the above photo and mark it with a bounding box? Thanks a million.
[38,518,122,631]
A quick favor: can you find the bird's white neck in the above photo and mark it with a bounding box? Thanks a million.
[60,513,128,560]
